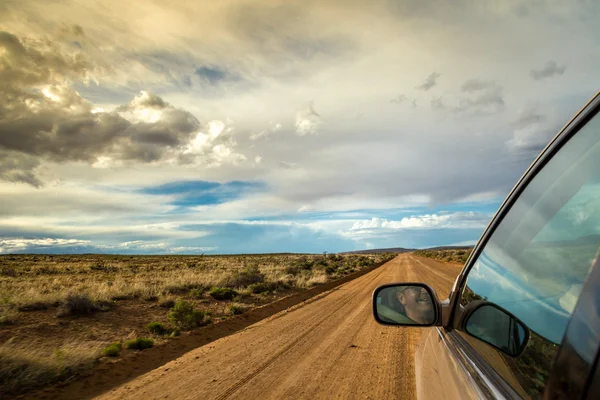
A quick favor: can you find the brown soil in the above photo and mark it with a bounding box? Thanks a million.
[74,254,461,400]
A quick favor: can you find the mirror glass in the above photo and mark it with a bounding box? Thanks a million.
[465,303,529,357]
[375,285,435,325]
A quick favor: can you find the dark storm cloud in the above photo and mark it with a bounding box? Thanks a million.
[0,31,205,185]
[530,61,566,80]
[416,72,440,91]
[0,151,42,187]
[0,30,94,88]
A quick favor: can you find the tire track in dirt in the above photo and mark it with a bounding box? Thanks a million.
[97,254,462,400]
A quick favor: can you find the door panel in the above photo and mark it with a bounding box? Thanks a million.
[416,328,489,400]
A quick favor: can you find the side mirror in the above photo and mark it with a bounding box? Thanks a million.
[372,283,441,326]
[462,301,530,357]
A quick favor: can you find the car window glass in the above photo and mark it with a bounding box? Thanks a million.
[459,111,600,398]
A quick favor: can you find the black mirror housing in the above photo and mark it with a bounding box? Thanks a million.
[372,283,443,327]
[460,300,530,357]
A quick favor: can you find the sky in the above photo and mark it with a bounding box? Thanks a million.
[0,0,598,254]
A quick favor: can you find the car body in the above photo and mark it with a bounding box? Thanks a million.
[373,90,600,399]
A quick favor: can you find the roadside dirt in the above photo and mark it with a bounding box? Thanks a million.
[86,254,462,400]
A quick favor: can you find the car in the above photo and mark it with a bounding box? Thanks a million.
[372,90,600,399]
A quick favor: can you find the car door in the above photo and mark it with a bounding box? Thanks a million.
[416,91,600,400]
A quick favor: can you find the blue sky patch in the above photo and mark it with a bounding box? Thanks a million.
[195,66,231,85]
[140,180,267,207]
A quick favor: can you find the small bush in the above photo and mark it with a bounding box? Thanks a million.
[102,343,122,357]
[158,298,176,308]
[124,338,154,350]
[325,266,337,275]
[226,303,250,315]
[189,288,204,299]
[209,287,238,301]
[89,264,117,272]
[168,299,205,330]
[248,282,278,294]
[17,302,49,312]
[284,265,301,275]
[56,294,99,317]
[0,267,17,277]
[146,322,170,335]
[221,266,265,288]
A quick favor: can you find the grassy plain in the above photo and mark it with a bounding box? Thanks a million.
[0,252,395,396]
[413,248,472,264]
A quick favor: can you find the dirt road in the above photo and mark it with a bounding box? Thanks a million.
[98,254,462,400]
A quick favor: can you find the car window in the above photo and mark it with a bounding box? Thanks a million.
[458,110,600,398]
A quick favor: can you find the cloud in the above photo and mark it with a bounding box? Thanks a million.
[0,31,247,185]
[416,72,440,91]
[0,238,91,253]
[530,61,566,80]
[391,94,417,107]
[505,103,573,154]
[348,212,490,231]
[431,96,445,110]
[250,121,283,140]
[454,79,504,114]
[295,101,322,135]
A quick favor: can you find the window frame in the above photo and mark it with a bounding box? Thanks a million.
[443,90,600,397]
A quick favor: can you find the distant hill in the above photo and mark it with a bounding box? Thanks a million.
[422,245,473,251]
[340,247,414,254]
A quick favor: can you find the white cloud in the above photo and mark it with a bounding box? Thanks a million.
[347,212,490,232]
[0,238,90,253]
[295,102,322,136]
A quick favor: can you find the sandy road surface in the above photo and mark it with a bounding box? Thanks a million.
[98,254,462,400]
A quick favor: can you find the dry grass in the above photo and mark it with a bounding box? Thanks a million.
[0,339,100,395]
[0,307,19,325]
[0,253,395,310]
[413,248,472,264]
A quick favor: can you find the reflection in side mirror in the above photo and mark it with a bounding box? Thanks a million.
[373,283,438,326]
[464,302,530,357]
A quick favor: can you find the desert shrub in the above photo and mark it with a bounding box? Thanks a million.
[17,302,50,312]
[102,343,122,357]
[284,265,301,275]
[158,297,176,308]
[189,288,204,299]
[248,282,279,294]
[168,299,205,330]
[56,294,100,317]
[0,267,17,277]
[226,303,250,315]
[209,287,238,301]
[124,338,153,350]
[221,266,265,288]
[325,266,337,275]
[169,328,181,337]
[89,264,117,272]
[146,322,170,335]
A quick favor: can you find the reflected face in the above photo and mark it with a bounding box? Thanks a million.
[398,287,434,324]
